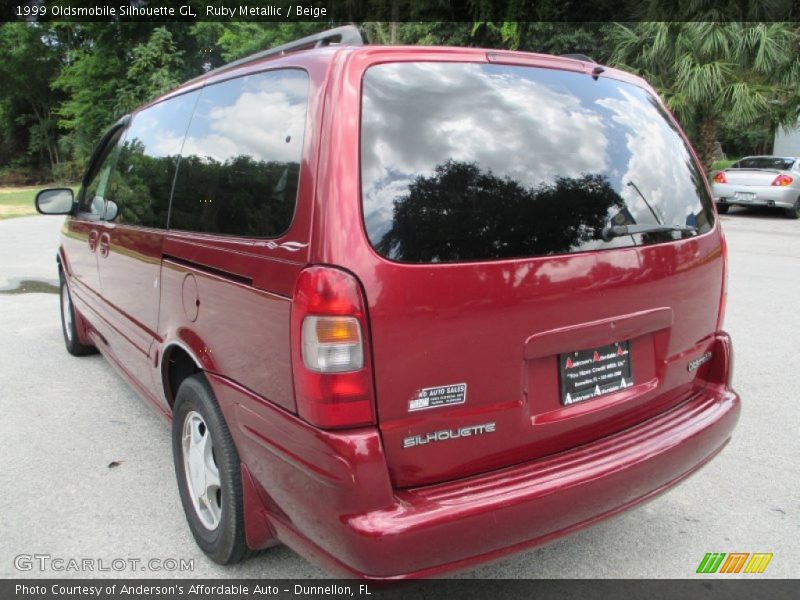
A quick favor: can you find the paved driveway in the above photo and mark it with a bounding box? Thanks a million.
[0,209,797,579]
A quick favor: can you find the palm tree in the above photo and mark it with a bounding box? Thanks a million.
[608,22,800,169]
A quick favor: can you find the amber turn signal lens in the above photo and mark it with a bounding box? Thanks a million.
[315,317,360,343]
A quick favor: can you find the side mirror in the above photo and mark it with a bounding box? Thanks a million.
[104,199,119,222]
[35,188,74,215]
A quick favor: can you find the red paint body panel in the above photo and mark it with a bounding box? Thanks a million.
[158,258,296,412]
[208,368,738,577]
[314,47,727,487]
[53,43,740,579]
[93,223,164,397]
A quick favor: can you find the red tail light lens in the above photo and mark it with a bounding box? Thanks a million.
[713,171,727,184]
[771,174,793,186]
[291,266,375,429]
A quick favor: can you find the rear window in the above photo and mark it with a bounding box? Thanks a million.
[733,157,795,170]
[360,62,714,263]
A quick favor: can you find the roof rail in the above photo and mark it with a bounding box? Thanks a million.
[204,25,363,79]
[559,53,597,64]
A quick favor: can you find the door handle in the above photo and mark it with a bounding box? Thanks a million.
[98,232,111,258]
[88,230,99,252]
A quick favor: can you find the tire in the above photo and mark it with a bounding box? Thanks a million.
[716,203,729,215]
[172,374,249,565]
[785,198,800,220]
[59,272,96,356]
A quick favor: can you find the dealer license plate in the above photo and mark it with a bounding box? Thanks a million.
[559,341,632,406]
[734,192,756,202]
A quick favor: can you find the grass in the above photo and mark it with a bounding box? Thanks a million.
[0,185,78,220]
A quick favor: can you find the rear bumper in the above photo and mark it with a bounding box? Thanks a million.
[212,375,739,579]
[713,183,797,208]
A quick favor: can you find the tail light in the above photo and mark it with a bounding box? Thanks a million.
[713,171,727,184]
[291,266,375,429]
[771,174,793,186]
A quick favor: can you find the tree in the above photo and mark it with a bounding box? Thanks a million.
[116,27,184,114]
[54,23,153,165]
[207,23,326,62]
[377,161,622,262]
[0,23,64,176]
[608,22,800,168]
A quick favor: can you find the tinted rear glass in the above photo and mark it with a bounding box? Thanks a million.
[361,62,714,263]
[733,157,795,170]
[169,69,308,237]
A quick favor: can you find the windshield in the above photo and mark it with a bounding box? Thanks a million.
[733,157,795,170]
[360,62,714,263]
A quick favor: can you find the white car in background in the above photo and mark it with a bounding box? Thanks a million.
[712,155,800,219]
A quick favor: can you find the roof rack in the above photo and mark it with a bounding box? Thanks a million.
[559,53,597,64]
[204,25,364,79]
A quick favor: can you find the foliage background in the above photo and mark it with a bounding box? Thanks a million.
[0,16,798,185]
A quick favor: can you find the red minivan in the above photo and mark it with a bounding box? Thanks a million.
[35,26,740,578]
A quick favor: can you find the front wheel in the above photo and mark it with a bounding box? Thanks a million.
[59,274,96,356]
[172,374,249,565]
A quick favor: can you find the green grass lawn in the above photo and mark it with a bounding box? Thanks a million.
[0,185,78,220]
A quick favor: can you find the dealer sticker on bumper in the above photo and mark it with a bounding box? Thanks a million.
[408,383,467,412]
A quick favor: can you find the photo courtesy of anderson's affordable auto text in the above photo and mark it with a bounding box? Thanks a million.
[0,2,797,599]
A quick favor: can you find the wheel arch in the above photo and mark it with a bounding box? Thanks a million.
[160,341,204,410]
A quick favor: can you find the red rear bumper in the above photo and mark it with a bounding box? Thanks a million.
[212,374,739,579]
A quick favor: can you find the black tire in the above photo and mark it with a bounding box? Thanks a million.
[59,272,96,356]
[172,374,249,565]
[716,203,729,215]
[785,198,800,220]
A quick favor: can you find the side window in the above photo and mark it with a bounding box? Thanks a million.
[169,69,309,237]
[105,91,199,228]
[80,129,124,217]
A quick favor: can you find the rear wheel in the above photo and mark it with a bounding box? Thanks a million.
[59,273,96,356]
[172,374,249,565]
[716,203,729,215]
[785,198,800,220]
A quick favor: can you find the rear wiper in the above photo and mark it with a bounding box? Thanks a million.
[601,223,698,241]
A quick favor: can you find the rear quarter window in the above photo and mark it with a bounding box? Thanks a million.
[360,62,714,263]
[169,69,309,238]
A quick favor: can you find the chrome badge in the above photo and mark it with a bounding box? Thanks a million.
[402,422,496,449]
[687,352,712,372]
